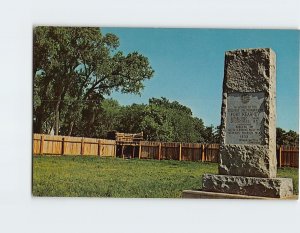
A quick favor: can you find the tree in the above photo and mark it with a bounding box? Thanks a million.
[203,125,220,143]
[276,128,299,146]
[33,27,154,135]
[140,103,174,141]
[117,104,147,134]
[113,97,207,142]
[67,98,122,138]
[284,130,299,146]
[146,98,206,142]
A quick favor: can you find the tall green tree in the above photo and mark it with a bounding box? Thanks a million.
[33,27,154,135]
[141,103,174,141]
[203,125,220,143]
[114,97,207,142]
[276,128,299,146]
[117,104,147,134]
[146,97,206,142]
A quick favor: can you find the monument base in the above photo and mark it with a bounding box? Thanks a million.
[202,174,294,198]
[182,190,298,200]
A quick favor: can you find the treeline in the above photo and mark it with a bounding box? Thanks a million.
[276,128,299,146]
[59,97,219,143]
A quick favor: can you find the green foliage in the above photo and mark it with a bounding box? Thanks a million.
[141,103,175,141]
[203,125,220,143]
[32,156,299,197]
[33,27,154,135]
[276,128,299,146]
[115,97,207,142]
[142,98,206,142]
[64,96,208,142]
[96,99,122,137]
[117,103,147,133]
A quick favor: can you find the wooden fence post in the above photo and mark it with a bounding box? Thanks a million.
[114,143,117,158]
[201,144,205,162]
[158,143,161,160]
[40,135,44,155]
[122,145,125,159]
[81,138,85,156]
[98,140,101,157]
[279,145,282,168]
[132,146,135,159]
[138,142,142,159]
[192,145,195,161]
[179,143,182,161]
[61,137,65,156]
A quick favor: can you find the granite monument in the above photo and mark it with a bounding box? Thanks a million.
[183,48,294,199]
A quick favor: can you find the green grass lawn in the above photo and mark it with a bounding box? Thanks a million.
[32,156,299,198]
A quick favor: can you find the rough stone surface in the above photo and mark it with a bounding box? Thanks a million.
[219,145,273,178]
[219,48,277,178]
[202,174,293,198]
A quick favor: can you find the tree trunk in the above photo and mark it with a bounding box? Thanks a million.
[54,83,66,135]
[34,106,44,133]
[68,121,74,136]
[54,100,61,135]
[34,116,43,133]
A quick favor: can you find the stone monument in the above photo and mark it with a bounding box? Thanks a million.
[183,48,294,199]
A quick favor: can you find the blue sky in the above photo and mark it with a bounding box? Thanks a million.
[102,28,299,132]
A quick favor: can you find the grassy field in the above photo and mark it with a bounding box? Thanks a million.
[32,156,299,198]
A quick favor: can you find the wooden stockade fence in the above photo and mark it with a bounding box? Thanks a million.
[33,134,116,157]
[138,141,219,162]
[278,145,299,168]
[33,134,219,162]
[33,134,299,167]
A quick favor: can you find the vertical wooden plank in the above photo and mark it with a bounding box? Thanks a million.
[98,140,101,157]
[122,145,125,160]
[179,143,182,161]
[198,143,202,161]
[139,142,142,159]
[40,135,44,155]
[114,142,117,157]
[64,137,69,155]
[294,148,297,167]
[206,144,210,162]
[81,138,85,156]
[132,146,135,159]
[292,148,295,167]
[279,145,282,168]
[287,148,290,167]
[158,143,161,160]
[192,144,195,161]
[296,147,298,168]
[61,137,65,155]
[290,148,293,167]
[201,144,205,162]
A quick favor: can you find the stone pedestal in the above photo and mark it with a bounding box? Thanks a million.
[202,174,293,198]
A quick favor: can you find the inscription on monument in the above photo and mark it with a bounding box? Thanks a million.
[225,92,265,145]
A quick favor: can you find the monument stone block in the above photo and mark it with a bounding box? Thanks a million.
[200,48,294,199]
[203,174,293,198]
[219,48,277,178]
